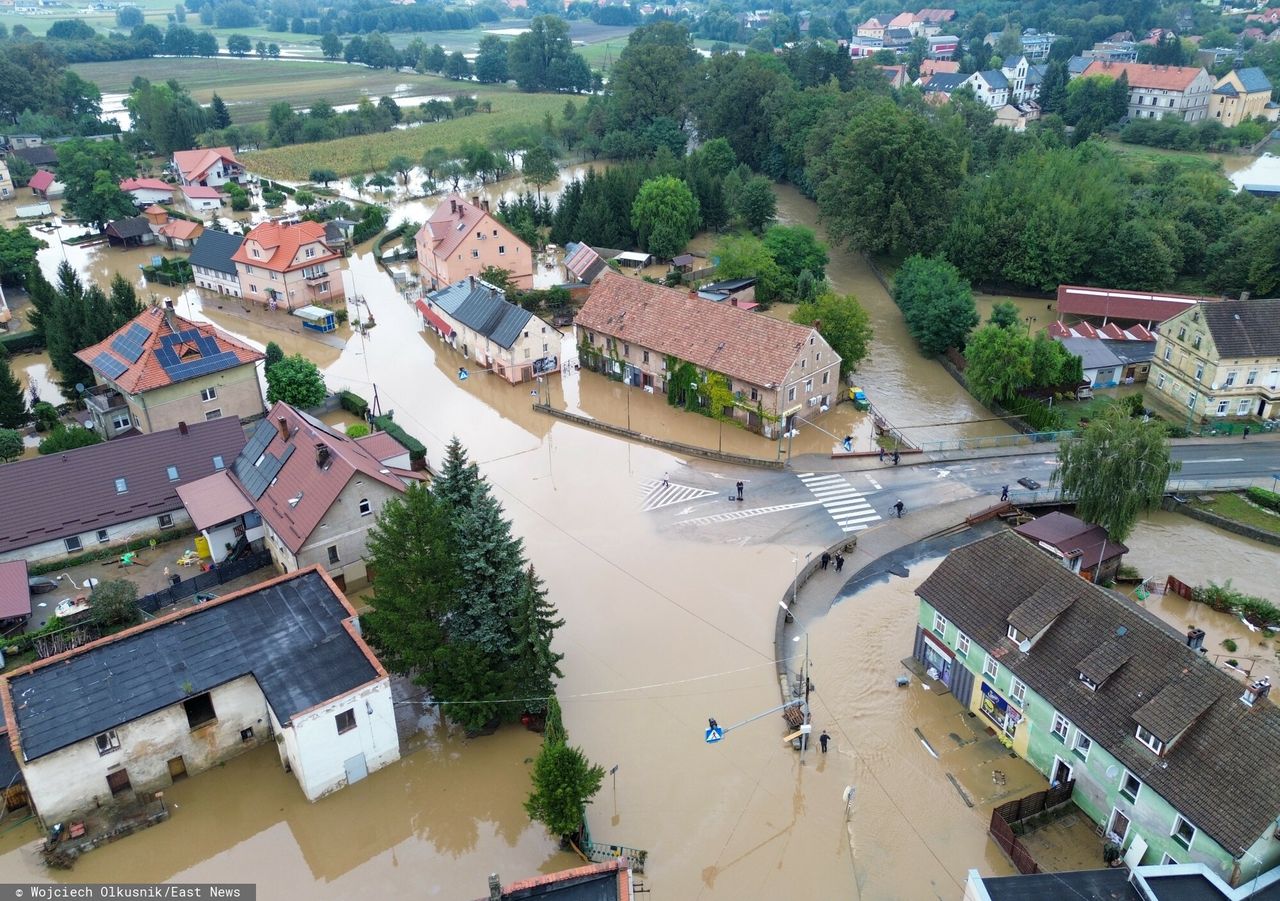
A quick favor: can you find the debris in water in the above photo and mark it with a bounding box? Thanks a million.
[895,675,909,687]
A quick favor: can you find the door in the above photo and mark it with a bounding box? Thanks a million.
[167,756,187,781]
[106,769,132,796]
[1051,756,1073,786]
[1108,808,1130,844]
[344,753,368,786]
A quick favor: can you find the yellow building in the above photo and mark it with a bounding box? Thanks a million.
[1211,67,1277,127]
[1144,297,1280,426]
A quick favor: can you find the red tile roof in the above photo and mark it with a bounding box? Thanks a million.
[478,860,632,900]
[1080,60,1207,91]
[172,146,240,183]
[241,403,416,553]
[231,220,338,274]
[75,305,263,394]
[415,298,456,337]
[416,193,528,264]
[575,272,820,388]
[354,431,407,463]
[28,169,55,192]
[120,177,173,193]
[182,184,222,200]
[159,219,203,240]
[887,11,915,27]
[1056,285,1220,325]
[920,59,960,76]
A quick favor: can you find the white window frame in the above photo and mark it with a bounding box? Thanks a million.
[932,611,948,636]
[1136,724,1164,754]
[95,730,121,756]
[1237,399,1251,415]
[65,536,82,553]
[1007,624,1027,643]
[1072,730,1092,759]
[358,498,371,516]
[1051,712,1070,742]
[1171,814,1196,849]
[1010,678,1027,705]
[983,654,999,680]
[201,387,218,402]
[1120,770,1142,802]
[1216,400,1229,416]
[205,409,222,420]
[111,412,132,431]
[158,513,173,529]
[96,529,110,544]
[956,632,970,656]
[114,478,128,494]
[1156,373,1166,390]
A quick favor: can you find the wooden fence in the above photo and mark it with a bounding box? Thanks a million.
[1165,575,1195,601]
[988,780,1076,875]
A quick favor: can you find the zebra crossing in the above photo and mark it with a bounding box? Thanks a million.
[796,472,882,533]
[677,500,821,526]
[638,479,719,512]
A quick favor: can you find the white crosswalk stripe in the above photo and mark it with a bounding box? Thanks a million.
[638,479,720,511]
[796,472,883,533]
[677,500,822,526]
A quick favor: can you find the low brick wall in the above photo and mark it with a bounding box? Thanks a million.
[532,405,785,470]
[1162,496,1280,548]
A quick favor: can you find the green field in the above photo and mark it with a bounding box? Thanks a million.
[242,84,568,179]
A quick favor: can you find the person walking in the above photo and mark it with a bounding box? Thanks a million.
[892,450,901,465]
[1244,426,1250,440]
[835,553,845,572]
[894,499,905,518]
[736,480,744,501]
[820,552,831,570]
[878,447,885,463]
[1000,485,1009,501]
[819,730,830,753]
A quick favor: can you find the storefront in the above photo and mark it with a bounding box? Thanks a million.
[920,631,955,688]
[980,682,1022,738]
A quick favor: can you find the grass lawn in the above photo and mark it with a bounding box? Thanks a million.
[1189,492,1280,537]
[243,85,568,179]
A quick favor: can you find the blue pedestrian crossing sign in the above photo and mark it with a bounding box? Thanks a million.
[705,726,724,744]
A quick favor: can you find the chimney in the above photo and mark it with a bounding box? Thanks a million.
[1242,676,1271,707]
[1240,291,1250,302]
[469,274,475,289]
[488,874,502,901]
[163,298,178,333]
[178,421,188,436]
[275,416,289,442]
[449,198,457,215]
[315,443,330,468]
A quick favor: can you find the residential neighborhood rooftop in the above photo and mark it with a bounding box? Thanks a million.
[1,567,380,762]
[75,304,263,394]
[1198,298,1280,358]
[0,417,247,555]
[172,146,240,183]
[1056,285,1218,324]
[0,561,29,621]
[1013,511,1129,566]
[1080,60,1206,90]
[425,277,535,350]
[575,272,820,389]
[917,531,1280,855]
[181,184,222,200]
[27,169,57,192]
[187,228,244,275]
[231,220,337,273]
[417,193,501,262]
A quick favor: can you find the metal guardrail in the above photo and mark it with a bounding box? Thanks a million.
[1013,477,1266,507]
[918,431,1074,453]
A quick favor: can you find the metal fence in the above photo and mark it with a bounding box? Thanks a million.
[1014,476,1266,507]
[918,431,1075,454]
[136,549,273,614]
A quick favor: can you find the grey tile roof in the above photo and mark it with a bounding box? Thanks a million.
[1068,55,1090,75]
[1101,339,1156,366]
[923,72,969,93]
[1214,82,1239,97]
[429,278,533,350]
[0,418,247,555]
[187,229,243,276]
[1133,679,1218,743]
[105,217,152,240]
[977,69,1009,89]
[1002,54,1024,69]
[5,568,379,761]
[1058,335,1125,371]
[1200,298,1280,358]
[916,531,1280,854]
[1077,639,1132,686]
[1234,66,1272,93]
[1007,583,1078,636]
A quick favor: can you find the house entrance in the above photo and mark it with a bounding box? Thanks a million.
[1108,807,1131,844]
[106,769,132,796]
[167,756,187,781]
[344,753,368,785]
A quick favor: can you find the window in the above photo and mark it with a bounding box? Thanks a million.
[251,285,258,293]
[1136,725,1164,754]
[932,611,948,636]
[212,455,225,471]
[498,245,505,255]
[955,633,971,656]
[1156,373,1166,390]
[1186,390,1197,410]
[750,388,758,402]
[787,387,796,402]
[115,478,128,494]
[822,372,829,385]
[1072,730,1092,759]
[623,343,629,357]
[1224,371,1237,387]
[327,545,339,564]
[205,409,222,421]
[1192,335,1202,350]
[95,730,120,756]
[358,498,371,516]
[166,465,180,482]
[183,693,217,729]
[305,246,315,258]
[1177,326,1186,341]
[642,351,649,364]
[1051,712,1070,742]
[1120,771,1141,802]
[1010,679,1027,705]
[1079,672,1098,691]
[65,536,82,553]
[1007,624,1027,643]
[1171,815,1196,849]
[335,709,356,734]
[240,727,254,742]
[983,655,999,680]
[158,513,173,529]
[1237,399,1251,415]
[96,529,110,544]
[111,412,132,431]
[1216,400,1229,415]
[804,378,813,393]
[201,387,217,402]
[1162,345,1172,361]
[1247,370,1258,386]
[1194,362,1204,382]
[800,359,806,370]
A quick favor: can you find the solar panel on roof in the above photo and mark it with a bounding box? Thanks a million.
[164,351,241,383]
[194,334,220,357]
[91,352,127,380]
[109,322,150,363]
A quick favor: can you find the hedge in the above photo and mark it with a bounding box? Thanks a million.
[372,414,426,465]
[27,527,196,575]
[1246,487,1280,513]
[339,389,369,419]
[0,331,44,354]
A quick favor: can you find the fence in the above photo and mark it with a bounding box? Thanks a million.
[917,430,1074,454]
[988,780,1077,875]
[135,549,273,614]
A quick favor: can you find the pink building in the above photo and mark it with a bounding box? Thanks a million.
[415,194,534,291]
[232,221,345,310]
[172,146,245,188]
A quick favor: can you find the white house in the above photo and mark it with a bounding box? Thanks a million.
[188,228,244,297]
[0,567,400,826]
[172,146,245,188]
[119,177,175,207]
[182,184,222,212]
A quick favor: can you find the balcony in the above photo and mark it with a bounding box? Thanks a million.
[303,268,328,283]
[82,385,128,414]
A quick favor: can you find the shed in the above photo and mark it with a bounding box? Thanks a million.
[104,216,156,247]
[670,254,697,271]
[613,251,653,269]
[293,305,337,333]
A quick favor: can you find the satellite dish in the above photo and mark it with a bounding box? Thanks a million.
[1106,765,1120,780]
[83,420,94,429]
[74,383,85,394]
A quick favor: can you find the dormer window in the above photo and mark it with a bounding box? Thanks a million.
[1078,672,1098,691]
[1136,725,1164,755]
[1007,624,1027,643]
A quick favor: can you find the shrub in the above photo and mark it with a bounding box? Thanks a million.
[338,389,368,418]
[1222,638,1238,652]
[1246,487,1280,513]
[32,401,60,432]
[346,423,370,438]
[90,579,141,629]
[38,425,102,454]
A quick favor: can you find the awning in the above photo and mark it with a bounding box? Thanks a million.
[416,299,456,338]
[176,470,254,531]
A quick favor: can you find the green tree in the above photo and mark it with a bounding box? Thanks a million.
[319,32,342,60]
[963,324,1033,406]
[988,301,1020,330]
[510,566,563,713]
[0,428,22,463]
[264,341,284,373]
[56,139,136,228]
[507,16,591,93]
[762,225,827,285]
[0,225,44,287]
[227,33,251,56]
[891,255,979,356]
[38,425,102,455]
[522,145,557,200]
[444,51,471,80]
[209,93,232,129]
[714,233,785,303]
[264,354,327,407]
[0,354,27,429]
[474,34,509,83]
[608,21,700,129]
[791,291,873,378]
[424,43,447,73]
[1054,404,1180,541]
[107,274,143,325]
[293,189,316,209]
[631,175,699,259]
[735,176,777,233]
[90,579,141,629]
[433,436,481,523]
[77,171,137,231]
[1038,60,1069,115]
[525,732,605,838]
[309,168,338,186]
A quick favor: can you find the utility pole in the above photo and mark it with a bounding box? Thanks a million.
[800,631,811,761]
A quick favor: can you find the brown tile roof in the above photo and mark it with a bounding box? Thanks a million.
[234,403,414,554]
[0,418,247,555]
[75,305,263,395]
[28,170,55,192]
[1076,639,1132,686]
[119,177,172,193]
[476,860,631,900]
[355,431,407,463]
[1199,298,1280,358]
[1080,60,1207,91]
[1056,285,1217,325]
[1013,511,1128,566]
[575,272,822,389]
[231,221,338,274]
[416,193,527,264]
[172,146,239,183]
[1007,583,1078,637]
[159,218,203,240]
[917,531,1280,854]
[175,469,254,531]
